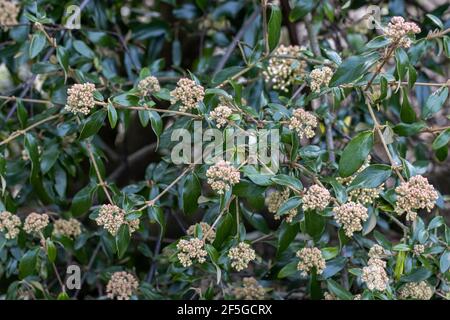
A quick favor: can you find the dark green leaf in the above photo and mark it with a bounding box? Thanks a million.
[338,131,373,177]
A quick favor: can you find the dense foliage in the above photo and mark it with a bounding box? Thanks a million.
[0,0,450,300]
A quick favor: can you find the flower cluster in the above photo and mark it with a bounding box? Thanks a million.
[186,222,216,243]
[309,66,333,92]
[209,105,233,128]
[361,257,389,291]
[262,45,307,92]
[95,204,139,236]
[337,156,383,205]
[413,244,425,256]
[137,76,160,96]
[233,277,265,300]
[324,292,362,300]
[52,218,82,239]
[170,78,204,112]
[296,247,326,276]
[206,160,240,194]
[0,211,21,239]
[106,271,139,300]
[0,0,20,29]
[394,175,438,221]
[302,184,331,212]
[228,242,256,271]
[177,237,207,267]
[368,244,387,259]
[65,83,96,115]
[398,281,433,300]
[288,108,318,139]
[266,189,297,223]
[333,202,368,237]
[385,16,421,48]
[23,212,49,235]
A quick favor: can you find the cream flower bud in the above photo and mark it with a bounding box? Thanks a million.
[385,16,421,49]
[23,212,49,234]
[395,175,438,221]
[296,247,326,276]
[65,83,96,115]
[206,160,240,194]
[233,277,265,300]
[95,204,139,236]
[186,222,216,243]
[209,105,233,128]
[288,108,318,139]
[398,281,433,300]
[106,271,139,300]
[262,45,307,92]
[170,78,204,112]
[53,218,82,239]
[137,76,160,96]
[228,242,256,271]
[302,184,331,211]
[361,258,389,292]
[176,237,207,267]
[0,0,20,29]
[0,211,21,239]
[309,66,333,92]
[333,202,368,237]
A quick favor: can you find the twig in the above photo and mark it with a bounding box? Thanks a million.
[86,142,114,204]
[0,114,60,146]
[214,9,260,75]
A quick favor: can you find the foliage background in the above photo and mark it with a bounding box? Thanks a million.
[0,0,450,300]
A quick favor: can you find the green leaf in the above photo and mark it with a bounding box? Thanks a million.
[327,279,353,300]
[73,40,95,59]
[426,14,444,29]
[29,31,47,59]
[321,247,339,260]
[213,213,233,248]
[338,131,373,177]
[348,164,392,191]
[428,216,444,230]
[182,173,201,215]
[116,224,130,259]
[17,100,28,128]
[271,174,303,191]
[289,0,314,22]
[432,128,450,150]
[304,211,325,240]
[149,111,163,140]
[57,292,70,300]
[395,48,409,80]
[400,88,416,123]
[394,251,406,281]
[46,239,57,263]
[440,250,450,273]
[107,103,118,128]
[78,110,106,140]
[40,144,60,174]
[277,196,301,216]
[393,122,426,136]
[320,256,347,279]
[56,46,69,82]
[267,5,282,51]
[19,248,39,279]
[422,87,448,119]
[400,267,432,282]
[241,204,270,234]
[278,261,298,278]
[70,184,94,217]
[329,53,378,87]
[277,222,298,256]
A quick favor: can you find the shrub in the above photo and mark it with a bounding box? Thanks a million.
[0,0,449,300]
